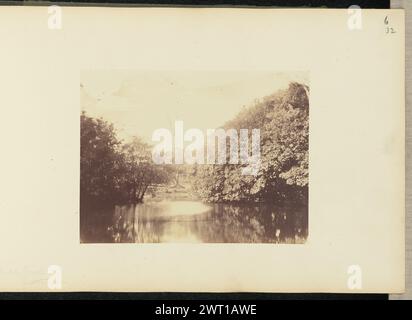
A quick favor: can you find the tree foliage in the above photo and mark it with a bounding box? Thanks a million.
[81,81,309,209]
[192,82,309,204]
[80,112,173,209]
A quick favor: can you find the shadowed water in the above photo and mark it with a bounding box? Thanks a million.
[81,200,308,243]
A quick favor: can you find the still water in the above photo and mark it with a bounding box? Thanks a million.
[81,200,307,244]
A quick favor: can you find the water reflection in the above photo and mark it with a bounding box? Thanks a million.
[81,200,308,243]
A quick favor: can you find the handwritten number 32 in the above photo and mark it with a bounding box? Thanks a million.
[384,16,396,34]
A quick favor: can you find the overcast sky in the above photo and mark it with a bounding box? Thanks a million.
[81,70,309,143]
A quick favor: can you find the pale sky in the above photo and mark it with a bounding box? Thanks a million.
[81,70,309,143]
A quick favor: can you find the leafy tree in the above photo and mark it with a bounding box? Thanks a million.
[80,111,123,208]
[121,137,173,203]
[80,113,174,210]
[192,82,309,204]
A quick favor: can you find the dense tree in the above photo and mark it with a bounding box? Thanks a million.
[80,112,174,210]
[121,137,173,203]
[80,112,123,208]
[192,82,309,204]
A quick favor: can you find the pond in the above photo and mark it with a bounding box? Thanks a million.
[80,200,308,244]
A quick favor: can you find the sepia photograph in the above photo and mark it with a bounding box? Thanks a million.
[80,71,309,243]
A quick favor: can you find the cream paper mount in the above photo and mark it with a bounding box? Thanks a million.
[0,7,405,293]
